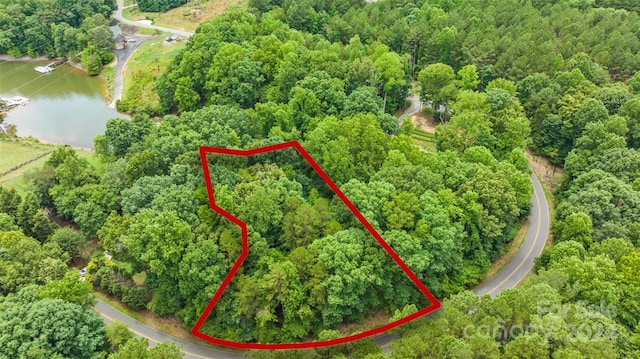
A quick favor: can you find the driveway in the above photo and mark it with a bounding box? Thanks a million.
[114,0,194,38]
[111,36,157,105]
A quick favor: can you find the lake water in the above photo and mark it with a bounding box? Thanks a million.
[0,60,127,148]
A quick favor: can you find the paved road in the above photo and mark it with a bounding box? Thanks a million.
[95,299,243,359]
[473,173,550,297]
[96,5,552,355]
[111,36,157,105]
[114,0,194,38]
[398,95,421,125]
[93,167,550,358]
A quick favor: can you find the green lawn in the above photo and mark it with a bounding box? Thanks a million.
[76,150,103,175]
[119,38,186,114]
[101,64,115,102]
[122,0,246,33]
[0,153,51,193]
[1,141,102,193]
[0,141,51,173]
[412,129,436,151]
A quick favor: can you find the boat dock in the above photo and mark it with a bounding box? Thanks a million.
[1,96,30,107]
[34,59,65,74]
[34,65,54,74]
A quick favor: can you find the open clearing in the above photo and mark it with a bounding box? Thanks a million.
[121,38,186,113]
[0,141,51,173]
[123,0,247,33]
[1,141,100,194]
[409,110,437,151]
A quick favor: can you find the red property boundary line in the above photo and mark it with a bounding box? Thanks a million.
[193,140,442,350]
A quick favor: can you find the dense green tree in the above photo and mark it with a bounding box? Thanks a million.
[456,64,480,90]
[98,116,153,159]
[9,1,626,351]
[0,213,19,232]
[105,321,135,353]
[24,164,57,207]
[0,231,68,294]
[107,337,183,359]
[125,149,162,186]
[374,51,406,112]
[310,228,386,326]
[49,227,86,258]
[382,191,420,231]
[0,186,21,218]
[121,209,194,315]
[503,333,550,359]
[418,63,456,121]
[341,86,383,117]
[38,269,95,308]
[557,169,640,241]
[205,43,263,108]
[556,212,594,248]
[15,192,54,242]
[0,292,107,359]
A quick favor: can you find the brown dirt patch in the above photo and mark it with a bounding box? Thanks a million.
[410,110,438,134]
[335,309,391,336]
[526,149,564,193]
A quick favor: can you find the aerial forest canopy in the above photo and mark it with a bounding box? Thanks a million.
[1,0,640,357]
[87,0,535,344]
[0,0,116,74]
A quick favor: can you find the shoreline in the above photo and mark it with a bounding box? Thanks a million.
[1,56,130,114]
[0,54,53,62]
[35,138,94,152]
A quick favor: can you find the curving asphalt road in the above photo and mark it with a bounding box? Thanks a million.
[95,299,241,359]
[114,0,194,38]
[399,97,550,297]
[111,35,157,106]
[398,95,421,125]
[93,137,550,359]
[473,173,550,297]
[95,5,551,357]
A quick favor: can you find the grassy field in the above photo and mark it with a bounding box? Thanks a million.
[1,153,51,193]
[0,141,51,173]
[0,141,101,194]
[120,23,168,36]
[411,128,437,151]
[119,38,186,114]
[123,0,246,33]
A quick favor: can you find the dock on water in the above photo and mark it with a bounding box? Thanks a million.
[34,59,65,74]
[34,65,54,74]
[1,96,30,107]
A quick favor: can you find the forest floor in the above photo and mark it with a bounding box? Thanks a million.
[123,0,247,33]
[336,309,392,336]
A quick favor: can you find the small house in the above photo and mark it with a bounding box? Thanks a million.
[115,34,126,50]
[110,25,126,50]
